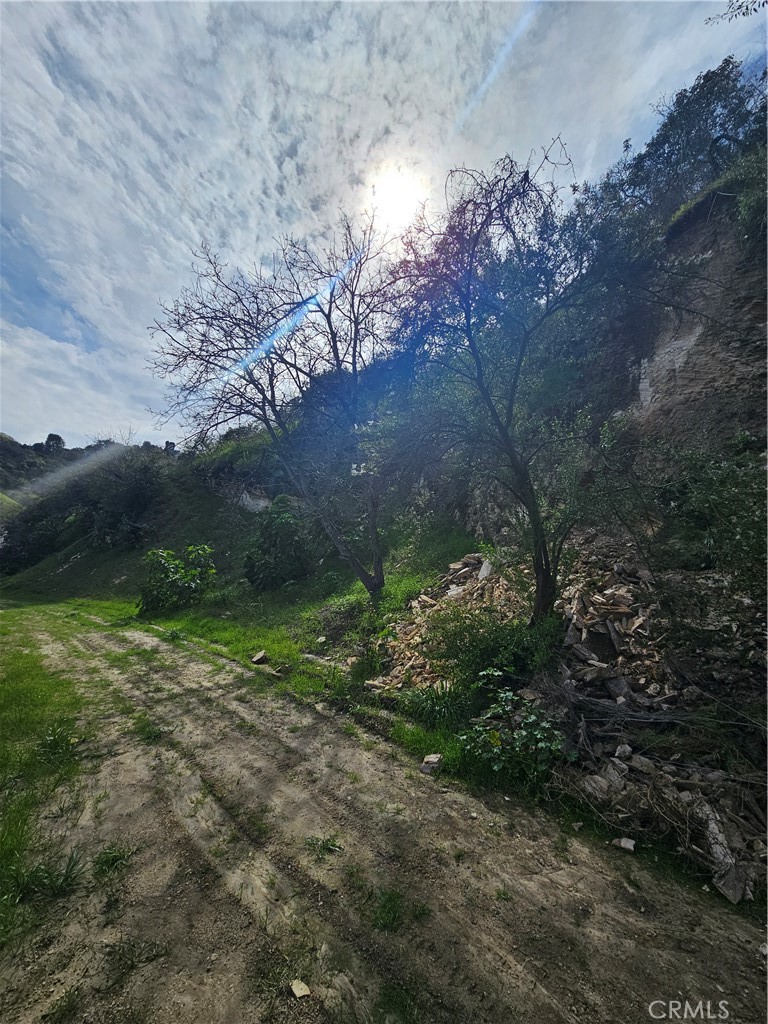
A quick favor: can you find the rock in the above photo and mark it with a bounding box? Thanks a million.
[611,837,636,852]
[572,821,584,832]
[604,676,632,700]
[290,979,311,999]
[516,688,540,702]
[316,636,327,644]
[629,754,657,775]
[251,650,268,664]
[478,559,494,580]
[682,685,704,702]
[255,664,281,678]
[599,763,626,793]
[581,776,611,803]
[420,754,443,775]
[615,743,633,759]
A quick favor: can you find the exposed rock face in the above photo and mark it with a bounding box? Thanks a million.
[626,210,766,444]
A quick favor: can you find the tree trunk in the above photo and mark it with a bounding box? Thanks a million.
[520,479,556,624]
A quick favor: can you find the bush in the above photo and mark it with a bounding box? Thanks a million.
[243,496,311,591]
[138,544,216,615]
[654,433,766,599]
[459,691,570,794]
[422,606,561,689]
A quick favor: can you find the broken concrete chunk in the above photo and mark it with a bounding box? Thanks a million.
[615,743,633,759]
[290,979,311,999]
[629,754,657,775]
[251,650,268,664]
[612,837,636,852]
[581,775,611,803]
[572,821,584,832]
[604,676,632,700]
[478,559,494,579]
[420,753,443,774]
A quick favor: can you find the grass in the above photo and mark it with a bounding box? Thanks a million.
[92,844,135,882]
[0,608,86,947]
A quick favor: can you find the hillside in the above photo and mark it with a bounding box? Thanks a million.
[1,57,765,1024]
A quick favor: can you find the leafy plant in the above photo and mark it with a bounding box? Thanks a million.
[459,691,570,794]
[137,544,216,615]
[304,833,343,862]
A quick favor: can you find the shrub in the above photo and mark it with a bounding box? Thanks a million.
[138,544,216,615]
[243,496,311,591]
[422,606,561,689]
[654,433,766,599]
[459,691,569,794]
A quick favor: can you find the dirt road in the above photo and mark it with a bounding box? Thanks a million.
[4,616,765,1023]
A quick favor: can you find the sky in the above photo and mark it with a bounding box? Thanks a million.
[0,1,764,449]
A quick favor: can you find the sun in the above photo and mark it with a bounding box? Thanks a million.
[368,166,428,234]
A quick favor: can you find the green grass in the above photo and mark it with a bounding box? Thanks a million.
[0,608,86,947]
[92,844,135,882]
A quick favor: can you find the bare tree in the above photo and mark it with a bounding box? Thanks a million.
[152,217,396,596]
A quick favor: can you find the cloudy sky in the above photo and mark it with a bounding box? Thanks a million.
[1,1,763,448]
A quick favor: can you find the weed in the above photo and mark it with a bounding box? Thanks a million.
[104,936,167,987]
[38,724,81,768]
[305,833,344,861]
[553,834,570,859]
[131,712,163,744]
[342,722,359,737]
[372,888,406,931]
[453,849,466,864]
[495,886,512,902]
[41,986,82,1023]
[374,981,420,1024]
[92,844,135,882]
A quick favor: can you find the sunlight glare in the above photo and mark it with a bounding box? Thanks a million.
[368,166,428,234]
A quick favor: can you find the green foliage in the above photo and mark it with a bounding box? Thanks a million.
[137,544,216,616]
[459,692,570,794]
[423,606,561,689]
[242,496,311,591]
[399,685,479,731]
[655,435,766,597]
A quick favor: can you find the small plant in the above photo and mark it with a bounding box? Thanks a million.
[131,712,163,744]
[372,888,406,931]
[495,886,513,902]
[104,936,167,987]
[137,544,216,616]
[304,833,343,861]
[41,986,82,1023]
[92,844,135,882]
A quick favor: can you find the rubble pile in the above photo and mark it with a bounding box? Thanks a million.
[364,553,527,693]
[360,549,766,902]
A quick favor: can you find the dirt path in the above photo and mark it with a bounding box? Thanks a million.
[3,615,765,1024]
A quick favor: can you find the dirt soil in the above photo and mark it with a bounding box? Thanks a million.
[3,614,765,1024]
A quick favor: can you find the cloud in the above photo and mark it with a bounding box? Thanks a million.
[0,1,763,445]
[0,319,167,448]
